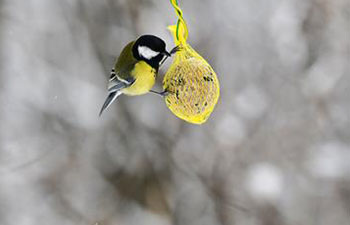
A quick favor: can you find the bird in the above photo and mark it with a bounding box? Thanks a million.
[99,35,177,116]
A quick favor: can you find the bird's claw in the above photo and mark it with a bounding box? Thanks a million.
[149,90,169,97]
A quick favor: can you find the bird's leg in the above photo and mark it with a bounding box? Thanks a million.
[149,90,169,97]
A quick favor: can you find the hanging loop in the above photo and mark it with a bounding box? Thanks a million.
[169,0,189,42]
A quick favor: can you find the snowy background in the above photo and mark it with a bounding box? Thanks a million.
[0,0,350,224]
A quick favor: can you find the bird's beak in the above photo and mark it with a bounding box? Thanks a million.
[170,45,181,54]
[163,51,171,57]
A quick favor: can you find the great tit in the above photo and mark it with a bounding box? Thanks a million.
[99,35,175,116]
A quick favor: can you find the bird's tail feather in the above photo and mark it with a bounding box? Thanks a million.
[99,91,122,116]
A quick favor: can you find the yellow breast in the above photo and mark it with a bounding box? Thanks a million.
[121,61,156,96]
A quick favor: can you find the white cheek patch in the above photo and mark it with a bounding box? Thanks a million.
[138,46,159,60]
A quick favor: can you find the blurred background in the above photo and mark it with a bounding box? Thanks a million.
[0,0,350,224]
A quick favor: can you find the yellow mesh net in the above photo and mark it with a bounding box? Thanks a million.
[163,1,220,124]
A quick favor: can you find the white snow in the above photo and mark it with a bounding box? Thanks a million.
[246,163,284,201]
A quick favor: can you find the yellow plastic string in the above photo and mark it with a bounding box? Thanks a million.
[169,0,188,43]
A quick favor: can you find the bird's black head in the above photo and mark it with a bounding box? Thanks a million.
[132,35,170,70]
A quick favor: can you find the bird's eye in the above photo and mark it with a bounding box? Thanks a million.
[138,46,159,60]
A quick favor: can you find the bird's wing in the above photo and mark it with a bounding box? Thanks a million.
[99,41,139,116]
[100,71,135,116]
[108,68,135,92]
[114,41,140,80]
